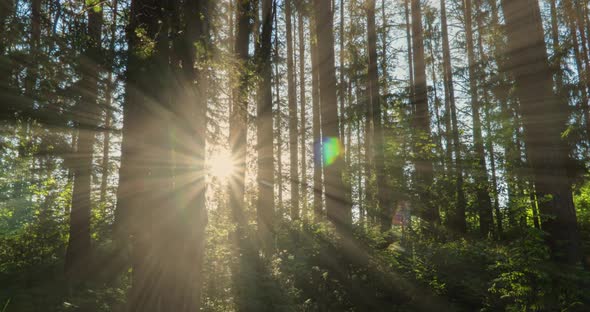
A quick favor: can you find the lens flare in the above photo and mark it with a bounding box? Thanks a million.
[316,137,343,167]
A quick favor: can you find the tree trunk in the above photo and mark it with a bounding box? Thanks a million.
[572,0,590,142]
[231,0,252,234]
[339,0,346,147]
[286,0,300,220]
[65,0,102,280]
[100,0,118,207]
[411,0,438,224]
[501,0,582,264]
[426,18,445,171]
[464,0,493,236]
[298,6,308,218]
[275,9,284,214]
[256,0,275,254]
[310,11,324,220]
[165,1,210,309]
[117,1,162,310]
[441,0,466,233]
[366,0,390,231]
[313,0,351,229]
[405,0,414,95]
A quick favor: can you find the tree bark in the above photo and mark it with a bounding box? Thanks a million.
[411,0,438,224]
[464,0,493,236]
[313,0,351,229]
[256,0,275,253]
[441,0,466,233]
[231,0,252,234]
[65,0,102,280]
[275,8,284,213]
[286,0,300,220]
[100,0,119,207]
[501,0,582,264]
[366,0,390,231]
[310,11,324,220]
[298,5,308,218]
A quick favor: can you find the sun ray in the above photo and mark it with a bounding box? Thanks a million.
[209,149,235,180]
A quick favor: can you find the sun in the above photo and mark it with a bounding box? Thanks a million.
[209,149,235,180]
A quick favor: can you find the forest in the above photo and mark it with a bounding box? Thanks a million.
[1,0,590,311]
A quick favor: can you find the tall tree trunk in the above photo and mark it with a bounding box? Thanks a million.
[405,0,414,95]
[411,0,438,224]
[313,0,351,229]
[228,1,259,309]
[427,19,445,171]
[572,0,590,142]
[564,0,590,134]
[366,0,390,231]
[380,0,388,112]
[65,0,102,280]
[475,0,501,236]
[464,0,493,236]
[364,66,374,223]
[117,0,166,310]
[549,0,564,92]
[275,8,284,214]
[164,1,210,309]
[231,0,252,235]
[501,0,582,264]
[100,0,118,207]
[441,0,465,232]
[256,0,275,254]
[286,0,300,220]
[298,6,308,218]
[339,0,346,146]
[310,12,324,220]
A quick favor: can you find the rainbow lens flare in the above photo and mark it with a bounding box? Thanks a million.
[316,137,343,167]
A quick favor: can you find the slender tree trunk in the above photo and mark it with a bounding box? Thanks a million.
[100,0,118,207]
[65,0,103,280]
[310,12,324,220]
[357,99,365,224]
[380,0,388,112]
[464,0,493,236]
[313,0,351,229]
[564,0,590,129]
[427,20,445,171]
[275,8,284,214]
[572,0,590,142]
[474,0,501,236]
[231,0,252,234]
[286,0,300,220]
[405,0,414,95]
[411,0,438,224]
[339,0,346,146]
[364,69,374,223]
[366,0,390,231]
[501,0,582,264]
[298,7,308,218]
[441,0,465,233]
[256,0,275,253]
[549,0,564,92]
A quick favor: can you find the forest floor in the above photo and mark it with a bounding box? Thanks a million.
[2,221,589,311]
